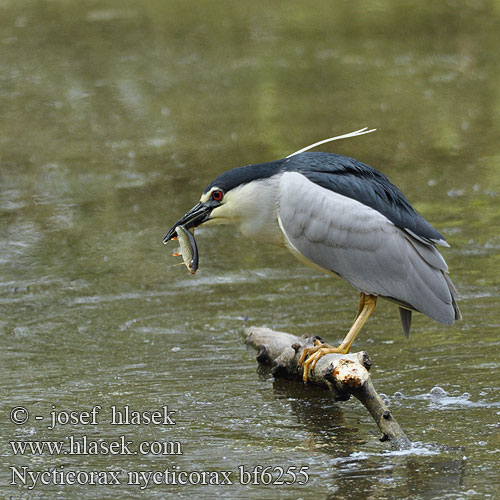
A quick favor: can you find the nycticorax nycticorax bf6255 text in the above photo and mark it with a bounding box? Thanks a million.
[164,147,461,381]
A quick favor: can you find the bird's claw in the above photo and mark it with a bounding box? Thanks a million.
[298,340,346,383]
[297,339,323,366]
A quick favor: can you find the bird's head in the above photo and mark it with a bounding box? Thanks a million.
[162,185,229,243]
[163,160,285,244]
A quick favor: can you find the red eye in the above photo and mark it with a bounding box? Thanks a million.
[211,189,224,202]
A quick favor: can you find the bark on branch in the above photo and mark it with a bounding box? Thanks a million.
[244,326,411,450]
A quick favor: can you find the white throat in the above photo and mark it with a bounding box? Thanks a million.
[208,176,285,247]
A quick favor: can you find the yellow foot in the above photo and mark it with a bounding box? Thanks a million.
[298,340,349,383]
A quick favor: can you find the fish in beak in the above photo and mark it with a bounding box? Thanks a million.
[172,225,199,274]
[163,201,216,244]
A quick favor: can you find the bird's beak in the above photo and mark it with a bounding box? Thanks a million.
[163,201,214,243]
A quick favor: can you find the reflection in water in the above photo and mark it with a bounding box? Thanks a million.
[1,0,500,498]
[272,379,357,449]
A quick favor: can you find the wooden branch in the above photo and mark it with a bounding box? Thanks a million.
[244,326,411,450]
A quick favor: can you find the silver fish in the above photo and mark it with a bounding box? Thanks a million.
[174,225,199,274]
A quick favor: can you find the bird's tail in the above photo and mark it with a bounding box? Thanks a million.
[399,307,412,338]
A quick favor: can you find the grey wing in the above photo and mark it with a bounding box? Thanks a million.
[278,172,460,326]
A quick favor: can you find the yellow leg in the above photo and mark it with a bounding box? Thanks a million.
[298,293,377,383]
[354,292,366,321]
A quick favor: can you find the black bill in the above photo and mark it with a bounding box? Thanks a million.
[163,201,213,244]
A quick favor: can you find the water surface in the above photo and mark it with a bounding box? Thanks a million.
[1,1,500,498]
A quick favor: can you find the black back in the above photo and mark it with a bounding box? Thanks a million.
[204,152,445,244]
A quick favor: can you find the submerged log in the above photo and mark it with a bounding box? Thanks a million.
[244,326,411,450]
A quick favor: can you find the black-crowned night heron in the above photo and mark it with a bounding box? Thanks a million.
[164,145,461,382]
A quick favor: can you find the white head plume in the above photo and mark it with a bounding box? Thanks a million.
[286,127,377,158]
